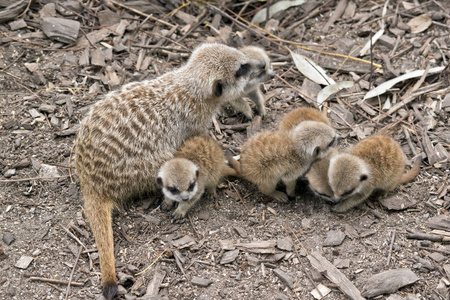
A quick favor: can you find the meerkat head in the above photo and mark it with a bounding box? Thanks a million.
[291,121,338,160]
[157,158,199,203]
[240,45,275,90]
[328,153,371,201]
[182,43,261,103]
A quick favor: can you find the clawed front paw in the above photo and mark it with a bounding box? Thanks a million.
[160,201,174,211]
[171,210,186,221]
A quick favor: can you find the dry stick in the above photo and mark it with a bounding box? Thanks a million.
[0,175,70,183]
[16,0,33,18]
[176,9,208,44]
[386,231,396,266]
[47,283,65,293]
[60,224,88,251]
[228,181,250,213]
[108,0,176,29]
[209,3,381,68]
[68,142,76,184]
[0,30,46,47]
[30,277,84,287]
[403,126,417,156]
[64,246,83,300]
[418,246,450,255]
[135,248,170,276]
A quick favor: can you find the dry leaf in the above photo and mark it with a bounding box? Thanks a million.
[251,0,305,24]
[363,66,445,100]
[359,28,384,57]
[407,14,432,33]
[290,50,335,86]
[317,81,354,105]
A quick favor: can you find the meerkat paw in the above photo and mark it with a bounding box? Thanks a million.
[256,107,266,118]
[331,202,352,213]
[160,199,174,211]
[270,191,289,203]
[172,208,187,220]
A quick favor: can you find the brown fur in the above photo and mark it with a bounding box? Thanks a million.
[75,43,259,299]
[157,136,236,219]
[230,121,337,202]
[328,135,421,212]
[305,147,338,200]
[228,45,274,119]
[279,107,331,131]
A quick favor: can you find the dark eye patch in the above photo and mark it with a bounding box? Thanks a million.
[187,182,196,192]
[328,137,336,148]
[168,187,180,194]
[236,63,250,77]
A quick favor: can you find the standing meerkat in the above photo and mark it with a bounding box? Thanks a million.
[279,106,331,131]
[157,135,236,220]
[227,45,274,119]
[328,135,421,212]
[75,43,261,299]
[230,121,338,203]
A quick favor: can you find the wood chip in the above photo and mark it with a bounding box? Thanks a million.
[276,237,293,251]
[2,232,15,245]
[219,240,235,251]
[362,268,419,298]
[220,249,239,264]
[311,284,331,299]
[273,268,295,289]
[323,230,346,247]
[334,258,350,269]
[428,252,445,262]
[15,255,33,269]
[379,195,417,210]
[427,215,450,231]
[308,251,365,300]
[172,235,196,248]
[40,17,80,44]
[145,267,166,297]
[191,276,212,287]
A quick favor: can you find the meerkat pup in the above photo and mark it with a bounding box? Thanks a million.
[279,106,331,131]
[227,45,274,119]
[75,43,260,299]
[278,107,336,200]
[157,135,236,220]
[328,135,421,213]
[230,121,338,203]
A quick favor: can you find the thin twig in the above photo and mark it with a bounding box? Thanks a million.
[0,30,46,47]
[68,142,76,183]
[228,181,250,214]
[386,231,395,266]
[30,277,84,287]
[64,246,83,300]
[0,175,70,183]
[135,247,170,276]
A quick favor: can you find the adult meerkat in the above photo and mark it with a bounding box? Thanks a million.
[328,135,421,212]
[75,43,260,299]
[230,121,338,202]
[279,106,331,131]
[227,45,274,119]
[157,136,236,220]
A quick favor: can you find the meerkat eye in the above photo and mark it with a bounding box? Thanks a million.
[156,177,163,187]
[168,187,180,194]
[259,61,266,69]
[187,182,196,192]
[213,80,223,97]
[236,63,250,77]
[328,137,336,148]
[313,146,321,157]
[342,189,354,197]
[360,174,368,181]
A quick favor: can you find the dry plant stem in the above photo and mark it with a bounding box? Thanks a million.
[0,175,70,183]
[68,142,76,183]
[64,246,83,300]
[228,181,250,213]
[188,215,201,239]
[30,277,84,287]
[386,231,395,266]
[108,0,176,28]
[16,0,33,18]
[135,248,169,276]
[403,126,418,156]
[176,10,208,43]
[60,224,88,251]
[47,283,65,293]
[209,3,381,68]
[0,30,46,47]
[418,246,450,255]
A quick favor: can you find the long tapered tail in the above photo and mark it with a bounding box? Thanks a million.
[226,156,242,178]
[400,157,421,184]
[84,193,117,299]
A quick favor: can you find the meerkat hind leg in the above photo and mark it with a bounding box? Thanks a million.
[283,179,297,201]
[247,90,266,117]
[258,181,289,203]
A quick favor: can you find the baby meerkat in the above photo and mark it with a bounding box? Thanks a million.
[328,135,421,213]
[279,106,331,131]
[75,43,260,299]
[227,45,274,119]
[230,121,338,203]
[157,135,236,220]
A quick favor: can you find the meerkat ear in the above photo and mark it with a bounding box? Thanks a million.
[156,177,163,187]
[360,174,368,181]
[213,80,223,97]
[313,146,321,158]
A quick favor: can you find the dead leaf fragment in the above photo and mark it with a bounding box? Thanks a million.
[407,14,432,33]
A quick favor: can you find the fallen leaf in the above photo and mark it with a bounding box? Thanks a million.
[407,14,432,33]
[290,50,336,85]
[317,81,354,105]
[251,0,306,24]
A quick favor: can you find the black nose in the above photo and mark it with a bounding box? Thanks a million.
[259,61,266,69]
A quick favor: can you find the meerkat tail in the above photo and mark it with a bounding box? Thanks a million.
[223,165,238,177]
[84,195,117,300]
[400,157,421,184]
[227,157,242,176]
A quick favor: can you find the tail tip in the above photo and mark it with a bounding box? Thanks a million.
[103,282,118,300]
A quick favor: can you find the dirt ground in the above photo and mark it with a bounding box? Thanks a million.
[1,1,449,299]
